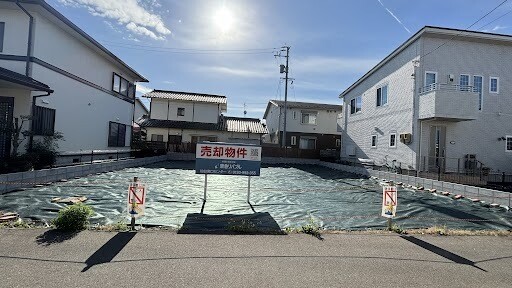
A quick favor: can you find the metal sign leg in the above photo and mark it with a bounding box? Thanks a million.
[204,174,208,201]
[247,176,251,203]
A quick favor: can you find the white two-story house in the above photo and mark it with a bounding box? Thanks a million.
[263,100,342,150]
[339,26,512,173]
[0,0,147,163]
[138,90,267,149]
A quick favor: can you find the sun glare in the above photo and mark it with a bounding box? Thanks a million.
[214,6,234,34]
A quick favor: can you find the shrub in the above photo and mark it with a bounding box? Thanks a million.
[52,203,94,231]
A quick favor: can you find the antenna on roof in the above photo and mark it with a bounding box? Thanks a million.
[244,102,247,117]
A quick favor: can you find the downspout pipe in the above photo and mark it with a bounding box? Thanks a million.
[16,0,34,77]
[29,92,51,151]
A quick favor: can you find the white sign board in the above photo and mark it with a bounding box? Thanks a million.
[381,186,397,218]
[195,142,262,176]
[128,182,146,218]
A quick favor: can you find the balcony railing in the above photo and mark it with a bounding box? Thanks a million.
[419,83,478,95]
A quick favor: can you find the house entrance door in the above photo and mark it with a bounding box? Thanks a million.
[0,96,14,161]
[428,125,446,172]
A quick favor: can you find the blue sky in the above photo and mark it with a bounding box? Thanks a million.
[49,0,512,119]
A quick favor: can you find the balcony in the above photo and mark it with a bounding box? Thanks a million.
[418,83,479,121]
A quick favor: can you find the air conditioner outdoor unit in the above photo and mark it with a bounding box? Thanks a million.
[399,133,412,144]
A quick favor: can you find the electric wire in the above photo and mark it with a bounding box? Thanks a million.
[422,0,508,59]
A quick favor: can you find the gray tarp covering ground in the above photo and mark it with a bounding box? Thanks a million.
[0,161,511,230]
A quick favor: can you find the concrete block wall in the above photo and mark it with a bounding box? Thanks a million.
[367,169,511,208]
[0,155,170,194]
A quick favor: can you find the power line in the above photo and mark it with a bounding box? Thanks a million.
[477,9,512,30]
[98,40,277,54]
[102,43,276,54]
[422,0,508,59]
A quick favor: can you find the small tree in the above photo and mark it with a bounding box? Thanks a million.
[29,131,65,169]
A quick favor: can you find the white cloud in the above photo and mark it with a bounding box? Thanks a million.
[377,0,411,34]
[492,25,507,31]
[136,84,153,95]
[198,66,275,79]
[59,0,171,40]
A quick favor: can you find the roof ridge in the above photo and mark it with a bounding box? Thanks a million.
[151,90,227,98]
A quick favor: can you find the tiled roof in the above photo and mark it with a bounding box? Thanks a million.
[222,117,268,134]
[143,90,227,104]
[271,100,342,110]
[137,118,220,131]
[137,116,267,134]
[0,67,53,93]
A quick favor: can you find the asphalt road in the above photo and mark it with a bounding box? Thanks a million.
[0,229,511,288]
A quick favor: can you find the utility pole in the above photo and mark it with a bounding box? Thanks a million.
[277,46,290,147]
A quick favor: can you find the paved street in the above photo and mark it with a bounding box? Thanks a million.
[0,229,511,288]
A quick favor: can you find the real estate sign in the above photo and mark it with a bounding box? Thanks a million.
[195,142,262,176]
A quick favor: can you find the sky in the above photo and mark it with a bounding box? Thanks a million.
[48,0,512,119]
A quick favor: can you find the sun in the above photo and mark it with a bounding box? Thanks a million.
[214,6,234,34]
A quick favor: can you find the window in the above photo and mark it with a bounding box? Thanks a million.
[389,133,396,147]
[293,111,297,119]
[301,111,317,125]
[459,74,469,91]
[177,107,185,116]
[33,106,55,136]
[191,136,218,143]
[112,73,134,98]
[299,137,316,149]
[0,22,4,52]
[291,136,296,145]
[376,85,388,107]
[371,135,377,148]
[490,77,499,93]
[425,72,437,86]
[108,122,126,147]
[151,134,164,142]
[473,75,483,110]
[506,136,512,152]
[336,139,341,147]
[350,96,362,114]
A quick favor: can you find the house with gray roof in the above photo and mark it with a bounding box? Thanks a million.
[339,26,512,174]
[263,100,342,150]
[138,90,267,149]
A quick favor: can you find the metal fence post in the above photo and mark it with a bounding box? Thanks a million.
[91,150,94,164]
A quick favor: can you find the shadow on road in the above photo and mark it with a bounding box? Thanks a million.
[81,232,136,272]
[178,212,285,235]
[36,230,79,246]
[400,236,487,272]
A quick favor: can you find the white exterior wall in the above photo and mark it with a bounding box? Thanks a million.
[341,39,420,169]
[134,100,148,120]
[149,99,220,123]
[31,63,132,152]
[0,7,30,58]
[418,36,512,172]
[146,128,261,144]
[263,104,281,144]
[32,12,138,86]
[284,107,341,134]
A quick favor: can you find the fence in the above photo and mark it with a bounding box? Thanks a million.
[368,169,512,208]
[0,154,170,194]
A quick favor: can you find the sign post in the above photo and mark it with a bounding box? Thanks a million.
[127,176,146,230]
[381,181,397,230]
[196,142,262,209]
